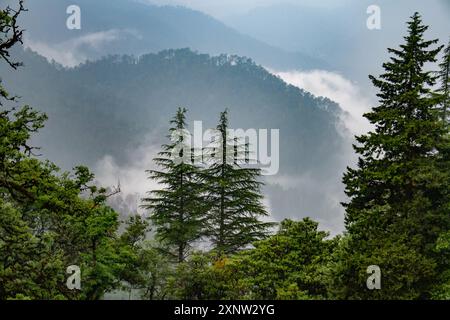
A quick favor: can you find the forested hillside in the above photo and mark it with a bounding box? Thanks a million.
[18,0,326,70]
[1,47,349,227]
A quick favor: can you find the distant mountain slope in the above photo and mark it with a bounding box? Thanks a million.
[19,0,327,70]
[224,1,450,84]
[1,47,350,232]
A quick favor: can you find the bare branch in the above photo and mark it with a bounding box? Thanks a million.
[0,0,27,69]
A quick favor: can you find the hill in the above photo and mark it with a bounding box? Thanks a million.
[1,47,351,232]
[20,0,326,70]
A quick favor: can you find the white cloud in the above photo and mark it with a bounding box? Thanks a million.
[260,69,375,235]
[264,173,346,235]
[273,69,373,136]
[24,29,141,67]
[24,39,80,67]
[93,140,161,213]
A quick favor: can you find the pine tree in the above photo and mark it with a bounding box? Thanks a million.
[431,38,450,299]
[204,110,273,255]
[338,13,450,299]
[437,39,450,122]
[143,108,206,262]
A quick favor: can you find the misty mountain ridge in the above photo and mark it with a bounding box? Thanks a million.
[1,47,351,233]
[20,0,327,71]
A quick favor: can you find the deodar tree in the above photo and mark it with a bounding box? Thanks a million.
[336,13,450,299]
[204,110,273,255]
[143,108,207,263]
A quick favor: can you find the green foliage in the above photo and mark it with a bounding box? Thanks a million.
[0,198,66,299]
[143,107,207,262]
[0,0,25,69]
[204,110,274,254]
[143,108,273,260]
[132,242,173,300]
[339,12,450,299]
[332,229,436,300]
[165,219,338,300]
[437,39,450,121]
[229,218,337,300]
[116,217,173,300]
[166,251,211,300]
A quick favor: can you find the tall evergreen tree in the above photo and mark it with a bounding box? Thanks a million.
[432,38,450,299]
[437,39,450,122]
[143,108,206,262]
[204,110,272,255]
[337,13,450,299]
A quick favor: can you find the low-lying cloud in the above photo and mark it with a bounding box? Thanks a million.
[264,171,347,236]
[24,29,142,67]
[260,69,372,234]
[274,69,373,136]
[93,140,161,215]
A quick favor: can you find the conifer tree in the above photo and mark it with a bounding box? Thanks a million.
[204,110,272,255]
[143,108,206,262]
[432,38,450,299]
[437,39,450,122]
[337,13,450,299]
